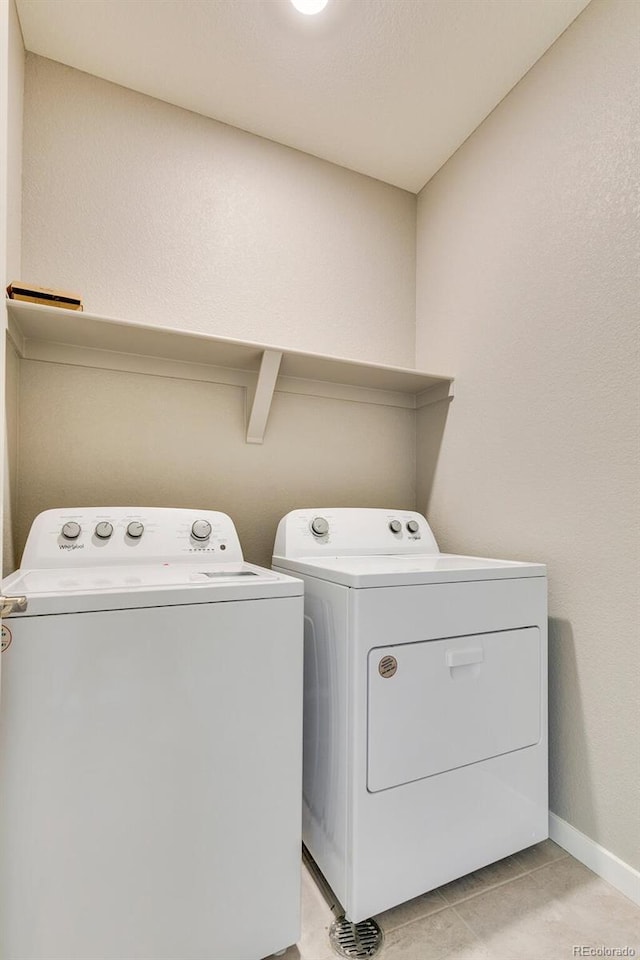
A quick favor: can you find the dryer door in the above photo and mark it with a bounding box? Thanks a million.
[367,628,541,793]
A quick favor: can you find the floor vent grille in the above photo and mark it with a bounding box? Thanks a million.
[329,916,383,959]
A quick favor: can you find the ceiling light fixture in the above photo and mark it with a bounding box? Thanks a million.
[290,0,329,15]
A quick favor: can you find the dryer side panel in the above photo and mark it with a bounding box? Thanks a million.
[273,567,351,909]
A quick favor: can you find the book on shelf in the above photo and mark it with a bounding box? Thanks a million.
[6,281,83,311]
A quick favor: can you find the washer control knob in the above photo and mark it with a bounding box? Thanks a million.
[406,520,420,534]
[389,520,402,534]
[191,520,212,541]
[126,521,144,539]
[61,521,81,540]
[310,517,329,537]
[95,521,113,540]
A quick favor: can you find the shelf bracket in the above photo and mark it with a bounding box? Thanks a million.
[246,349,283,444]
[416,379,455,409]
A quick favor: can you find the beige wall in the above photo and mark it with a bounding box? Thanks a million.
[12,54,419,572]
[15,360,416,569]
[2,0,24,577]
[3,338,19,575]
[416,0,639,870]
[4,0,23,281]
[21,55,416,367]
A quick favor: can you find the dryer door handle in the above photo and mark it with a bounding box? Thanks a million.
[446,648,483,668]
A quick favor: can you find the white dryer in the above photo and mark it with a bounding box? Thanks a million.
[0,507,303,960]
[273,507,548,923]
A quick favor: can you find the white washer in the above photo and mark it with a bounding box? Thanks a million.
[273,507,548,923]
[0,507,304,960]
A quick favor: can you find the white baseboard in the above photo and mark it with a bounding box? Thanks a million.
[549,812,640,905]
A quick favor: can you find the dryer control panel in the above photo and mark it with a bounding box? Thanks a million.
[21,508,244,568]
[273,508,440,558]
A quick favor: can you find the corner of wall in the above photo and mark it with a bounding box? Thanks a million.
[3,333,20,576]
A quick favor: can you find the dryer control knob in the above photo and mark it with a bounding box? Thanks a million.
[126,521,144,539]
[61,521,81,540]
[389,520,402,534]
[310,517,329,537]
[95,522,113,540]
[406,520,420,534]
[191,520,212,541]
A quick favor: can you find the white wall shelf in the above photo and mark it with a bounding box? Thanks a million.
[6,300,454,444]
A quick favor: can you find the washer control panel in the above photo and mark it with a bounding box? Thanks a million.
[21,508,244,568]
[61,521,81,541]
[191,519,212,541]
[310,517,330,538]
[273,508,440,558]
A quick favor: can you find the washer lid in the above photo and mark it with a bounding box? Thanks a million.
[2,561,303,616]
[273,553,546,587]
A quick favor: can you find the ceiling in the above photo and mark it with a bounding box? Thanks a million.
[16,0,591,193]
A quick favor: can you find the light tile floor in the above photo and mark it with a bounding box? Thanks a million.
[271,842,640,960]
